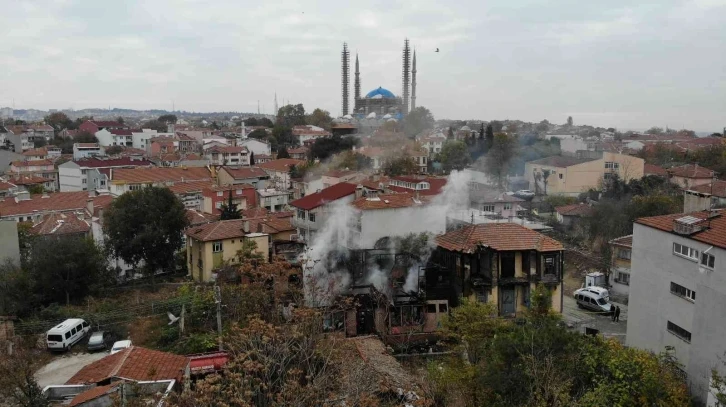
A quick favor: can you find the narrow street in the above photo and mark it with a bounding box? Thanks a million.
[562,296,628,343]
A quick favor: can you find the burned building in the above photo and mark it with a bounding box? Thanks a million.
[431,223,565,316]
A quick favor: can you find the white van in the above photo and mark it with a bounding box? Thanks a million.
[574,288,612,314]
[46,319,91,351]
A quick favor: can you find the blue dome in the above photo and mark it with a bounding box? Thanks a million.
[365,87,396,99]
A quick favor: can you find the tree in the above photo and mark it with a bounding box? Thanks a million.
[33,138,47,148]
[277,146,290,159]
[142,120,168,132]
[26,184,44,194]
[567,116,573,126]
[26,236,109,305]
[116,116,125,125]
[219,190,242,220]
[248,128,267,140]
[210,121,221,130]
[485,133,516,188]
[103,187,189,281]
[43,112,73,134]
[249,151,255,165]
[490,120,504,133]
[158,114,177,124]
[448,127,455,139]
[646,126,664,135]
[0,347,49,407]
[403,106,435,137]
[277,104,306,127]
[0,259,38,316]
[334,151,372,171]
[305,108,333,130]
[485,124,494,150]
[309,135,358,161]
[105,145,124,156]
[75,130,98,143]
[439,140,471,172]
[382,155,417,176]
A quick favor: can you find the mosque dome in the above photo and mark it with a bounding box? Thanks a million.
[365,87,396,99]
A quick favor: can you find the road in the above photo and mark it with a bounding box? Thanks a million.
[35,351,108,389]
[562,296,627,343]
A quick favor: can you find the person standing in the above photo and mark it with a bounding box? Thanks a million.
[611,306,616,321]
[614,305,621,322]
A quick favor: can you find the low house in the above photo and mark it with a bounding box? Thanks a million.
[644,163,668,177]
[667,164,716,189]
[73,143,104,160]
[609,235,632,303]
[95,129,135,147]
[8,159,58,191]
[554,203,594,227]
[22,146,61,160]
[185,219,269,282]
[29,212,91,238]
[417,134,446,156]
[204,145,250,166]
[470,190,526,218]
[8,174,56,193]
[525,152,645,196]
[0,178,18,197]
[216,166,270,189]
[4,125,33,152]
[433,223,565,316]
[291,176,324,200]
[108,167,211,196]
[256,159,304,190]
[683,180,726,213]
[254,153,272,164]
[238,138,272,156]
[322,170,360,188]
[288,146,309,160]
[202,184,256,215]
[354,146,385,170]
[290,182,358,243]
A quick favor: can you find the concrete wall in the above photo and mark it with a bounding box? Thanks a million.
[627,223,726,403]
[59,162,84,192]
[0,221,20,265]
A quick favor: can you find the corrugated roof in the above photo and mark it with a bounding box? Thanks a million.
[636,209,726,249]
[11,159,54,167]
[644,163,668,176]
[186,209,218,226]
[527,155,597,168]
[167,181,214,194]
[290,182,357,210]
[68,383,120,407]
[66,346,188,385]
[687,180,726,198]
[73,157,154,168]
[436,223,564,253]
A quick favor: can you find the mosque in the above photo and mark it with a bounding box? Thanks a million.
[340,39,417,121]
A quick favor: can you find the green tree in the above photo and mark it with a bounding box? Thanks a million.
[103,187,189,281]
[567,116,573,126]
[403,106,435,137]
[439,140,471,172]
[277,104,306,127]
[305,108,333,130]
[0,348,49,407]
[485,123,495,150]
[105,145,124,155]
[142,120,168,132]
[116,116,125,125]
[382,155,417,176]
[33,138,47,148]
[26,236,109,305]
[334,150,372,171]
[43,112,73,134]
[27,184,44,194]
[277,146,290,159]
[75,131,98,143]
[158,114,177,124]
[490,120,504,133]
[248,128,267,140]
[646,126,664,135]
[219,190,242,220]
[309,135,358,161]
[485,133,516,188]
[0,259,38,316]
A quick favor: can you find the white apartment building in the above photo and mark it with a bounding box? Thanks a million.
[626,210,726,405]
[58,157,154,192]
[204,145,250,166]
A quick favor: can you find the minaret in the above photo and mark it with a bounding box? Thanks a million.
[411,50,417,111]
[354,53,361,112]
[274,92,278,116]
[402,39,411,114]
[341,43,350,116]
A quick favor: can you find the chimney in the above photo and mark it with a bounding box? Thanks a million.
[86,199,94,216]
[355,184,364,199]
[242,220,250,233]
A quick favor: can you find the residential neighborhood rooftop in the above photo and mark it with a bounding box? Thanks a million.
[351,192,430,210]
[436,223,564,253]
[66,346,188,385]
[290,182,358,210]
[30,212,91,236]
[609,234,633,248]
[256,158,304,172]
[220,166,268,179]
[668,163,716,179]
[644,163,668,176]
[636,209,726,249]
[555,203,595,217]
[687,180,726,197]
[186,219,250,241]
[110,167,211,183]
[0,191,113,217]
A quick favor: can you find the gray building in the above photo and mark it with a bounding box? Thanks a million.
[627,209,726,405]
[0,221,20,265]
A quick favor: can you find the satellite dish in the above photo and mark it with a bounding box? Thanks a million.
[167,311,180,325]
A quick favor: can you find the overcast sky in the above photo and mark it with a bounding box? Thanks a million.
[2,0,725,131]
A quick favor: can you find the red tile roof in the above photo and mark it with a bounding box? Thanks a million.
[11,159,54,168]
[30,212,91,236]
[68,383,120,407]
[527,155,597,168]
[388,176,447,196]
[288,147,309,154]
[242,207,270,218]
[668,164,715,179]
[22,147,48,157]
[73,157,154,168]
[609,235,633,248]
[167,180,214,194]
[351,192,431,210]
[636,209,726,249]
[186,209,218,226]
[206,183,255,192]
[290,182,357,210]
[0,192,113,217]
[186,219,249,241]
[250,217,295,234]
[687,180,726,198]
[436,223,564,253]
[256,159,304,173]
[66,346,188,385]
[9,174,53,185]
[0,180,17,190]
[292,126,331,136]
[28,124,54,132]
[555,203,594,217]
[111,167,211,184]
[220,166,268,180]
[644,163,668,176]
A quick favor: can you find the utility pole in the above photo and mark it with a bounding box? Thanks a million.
[214,285,223,351]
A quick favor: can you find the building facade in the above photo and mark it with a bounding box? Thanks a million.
[608,235,632,303]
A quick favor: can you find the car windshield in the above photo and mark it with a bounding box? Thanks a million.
[597,298,607,305]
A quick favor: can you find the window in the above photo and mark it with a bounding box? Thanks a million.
[605,162,620,170]
[667,321,691,343]
[439,303,448,313]
[617,249,631,260]
[673,243,699,261]
[616,272,630,285]
[427,304,437,313]
[308,212,316,222]
[671,282,695,302]
[559,173,563,179]
[82,179,87,184]
[503,203,512,210]
[212,241,223,253]
[701,253,715,269]
[482,204,495,212]
[129,184,141,191]
[297,209,305,219]
[65,332,70,339]
[215,202,222,209]
[236,189,242,195]
[217,191,223,197]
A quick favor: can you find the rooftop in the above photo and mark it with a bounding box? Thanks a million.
[256,158,304,173]
[687,180,726,198]
[30,212,91,236]
[109,129,133,136]
[555,203,595,217]
[66,346,188,385]
[609,235,633,248]
[668,163,716,179]
[111,167,211,184]
[470,190,525,203]
[644,163,668,176]
[351,192,430,210]
[0,191,113,217]
[11,159,54,168]
[290,182,357,210]
[186,209,218,226]
[636,209,726,249]
[88,120,125,128]
[527,155,597,168]
[186,219,249,241]
[436,223,564,253]
[72,156,154,168]
[206,145,248,154]
[9,174,53,185]
[167,180,214,194]
[220,166,268,180]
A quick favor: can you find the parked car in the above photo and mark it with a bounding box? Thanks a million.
[574,287,612,314]
[514,190,535,199]
[87,331,111,351]
[46,319,91,351]
[110,339,132,354]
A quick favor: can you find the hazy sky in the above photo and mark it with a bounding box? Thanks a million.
[2,0,725,131]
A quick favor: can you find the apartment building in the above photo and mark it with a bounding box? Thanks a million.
[608,235,632,303]
[204,145,250,166]
[626,210,726,404]
[58,156,153,192]
[256,159,304,190]
[73,143,104,160]
[433,223,565,316]
[9,159,58,191]
[107,167,211,196]
[290,182,358,243]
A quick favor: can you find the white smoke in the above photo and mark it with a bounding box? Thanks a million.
[302,170,473,305]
